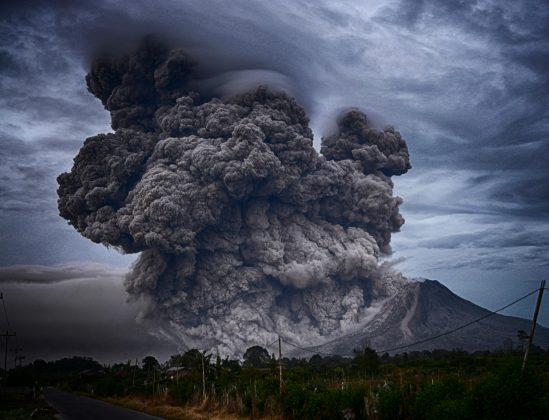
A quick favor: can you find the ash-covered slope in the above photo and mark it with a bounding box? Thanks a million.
[293,278,549,356]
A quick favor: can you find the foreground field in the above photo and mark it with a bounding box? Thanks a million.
[2,347,549,419]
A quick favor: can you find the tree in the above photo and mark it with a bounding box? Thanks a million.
[353,346,380,375]
[176,349,208,370]
[309,354,323,369]
[168,353,185,368]
[32,359,47,371]
[142,356,159,373]
[243,346,271,368]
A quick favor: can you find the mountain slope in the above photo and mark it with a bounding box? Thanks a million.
[289,279,549,356]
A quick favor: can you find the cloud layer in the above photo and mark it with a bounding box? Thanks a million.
[0,263,176,364]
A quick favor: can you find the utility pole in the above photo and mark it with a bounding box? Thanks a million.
[1,331,16,377]
[10,347,22,369]
[132,358,136,387]
[152,367,155,397]
[201,352,206,401]
[278,336,283,395]
[522,279,546,372]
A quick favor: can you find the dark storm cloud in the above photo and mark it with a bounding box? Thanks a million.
[0,50,21,76]
[0,133,58,212]
[0,2,120,265]
[391,0,548,43]
[447,254,517,271]
[0,133,27,162]
[410,170,549,220]
[0,0,328,111]
[0,129,134,265]
[486,177,549,218]
[5,96,105,125]
[428,246,549,272]
[384,1,549,145]
[376,0,549,276]
[416,227,549,250]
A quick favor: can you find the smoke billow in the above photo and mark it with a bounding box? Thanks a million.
[58,37,411,356]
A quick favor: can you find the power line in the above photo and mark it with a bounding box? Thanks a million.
[280,287,541,358]
[265,338,279,349]
[282,338,344,357]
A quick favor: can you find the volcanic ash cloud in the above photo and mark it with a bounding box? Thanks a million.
[57,38,411,356]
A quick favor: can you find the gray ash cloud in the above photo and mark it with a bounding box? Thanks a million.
[57,38,411,356]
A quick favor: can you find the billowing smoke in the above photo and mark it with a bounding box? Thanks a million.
[58,37,411,356]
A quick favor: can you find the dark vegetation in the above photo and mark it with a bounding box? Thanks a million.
[0,365,58,419]
[2,346,549,419]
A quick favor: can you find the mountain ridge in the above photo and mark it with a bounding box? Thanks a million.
[287,278,549,357]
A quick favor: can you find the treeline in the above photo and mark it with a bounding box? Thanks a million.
[7,346,549,419]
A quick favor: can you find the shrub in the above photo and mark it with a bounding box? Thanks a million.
[169,379,196,404]
[378,386,406,420]
[94,376,125,396]
[411,377,467,420]
[468,364,548,420]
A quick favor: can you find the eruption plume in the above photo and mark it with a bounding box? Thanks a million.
[58,37,411,356]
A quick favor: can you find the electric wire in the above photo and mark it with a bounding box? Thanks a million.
[265,338,279,349]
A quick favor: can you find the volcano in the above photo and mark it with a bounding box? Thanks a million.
[289,278,549,356]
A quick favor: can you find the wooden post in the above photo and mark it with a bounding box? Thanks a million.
[201,352,206,401]
[522,279,546,372]
[278,336,283,395]
[132,364,135,387]
[152,367,155,397]
[1,331,16,377]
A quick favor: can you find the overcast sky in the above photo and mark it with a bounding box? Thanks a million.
[1,0,548,363]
